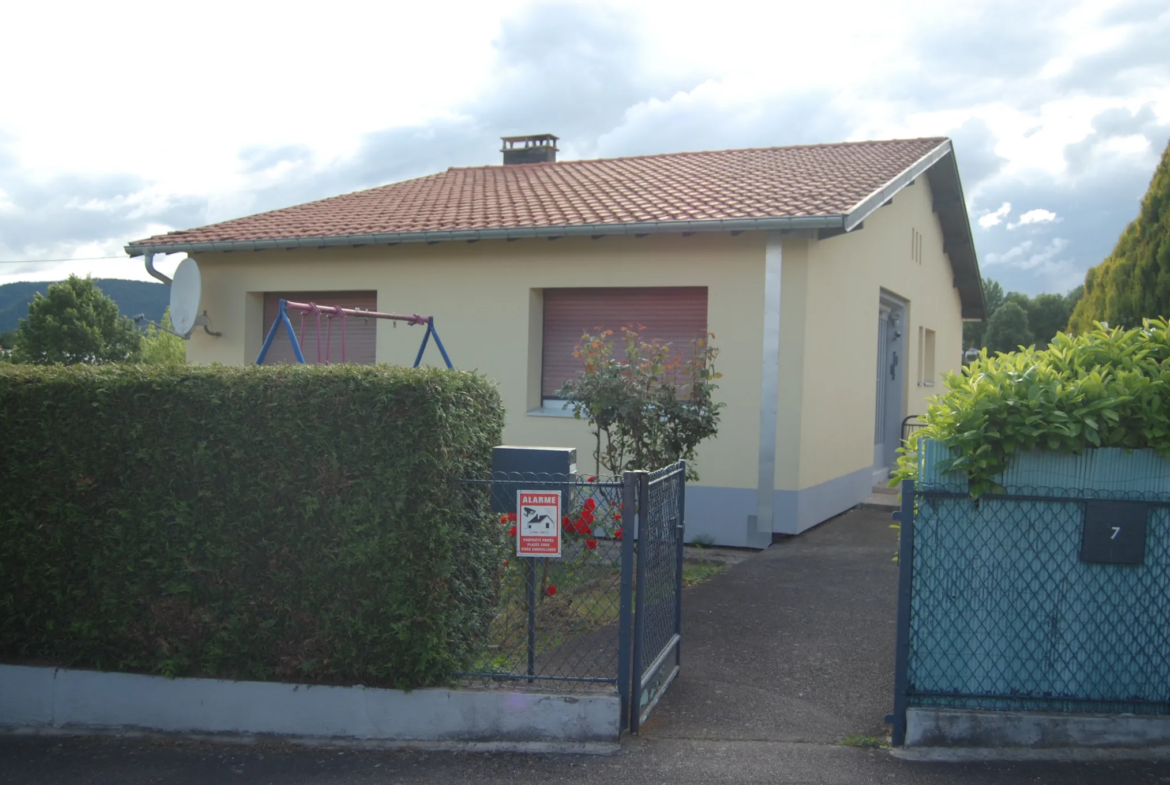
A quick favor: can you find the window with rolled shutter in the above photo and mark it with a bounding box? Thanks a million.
[542,287,708,399]
[261,291,378,365]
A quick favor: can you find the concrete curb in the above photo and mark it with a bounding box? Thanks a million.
[0,664,619,750]
[891,745,1170,763]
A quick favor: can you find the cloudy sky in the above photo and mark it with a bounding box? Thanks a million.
[1,0,1167,296]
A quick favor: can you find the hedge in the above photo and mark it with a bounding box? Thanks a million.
[0,364,505,688]
[894,319,1170,495]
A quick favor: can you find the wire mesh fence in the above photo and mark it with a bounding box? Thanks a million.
[454,472,628,693]
[905,485,1170,715]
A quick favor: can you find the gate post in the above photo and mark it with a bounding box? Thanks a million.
[674,461,686,665]
[617,471,638,731]
[629,470,650,734]
[890,478,916,747]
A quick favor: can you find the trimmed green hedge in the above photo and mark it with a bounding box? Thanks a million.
[894,319,1170,495]
[0,364,505,688]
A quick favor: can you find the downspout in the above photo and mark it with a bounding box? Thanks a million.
[142,251,172,285]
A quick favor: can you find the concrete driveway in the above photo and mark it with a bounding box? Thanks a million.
[4,508,1170,783]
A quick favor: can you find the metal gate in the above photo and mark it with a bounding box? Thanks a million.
[619,461,687,733]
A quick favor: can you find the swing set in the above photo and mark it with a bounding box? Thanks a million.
[254,299,453,368]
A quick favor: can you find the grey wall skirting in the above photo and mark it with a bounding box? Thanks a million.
[0,665,619,749]
[907,707,1170,749]
[687,465,873,547]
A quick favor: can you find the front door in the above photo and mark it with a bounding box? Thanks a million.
[873,298,906,483]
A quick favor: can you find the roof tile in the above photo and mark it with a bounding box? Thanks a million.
[130,138,947,247]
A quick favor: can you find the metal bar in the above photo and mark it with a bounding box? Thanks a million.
[340,311,347,363]
[526,557,537,684]
[917,490,1170,507]
[617,472,637,731]
[283,300,429,325]
[905,690,1170,707]
[325,310,333,364]
[449,672,617,684]
[255,304,285,364]
[674,461,686,668]
[639,633,681,692]
[891,479,916,747]
[314,307,322,365]
[280,302,306,364]
[413,324,432,368]
[630,470,650,734]
[428,318,455,368]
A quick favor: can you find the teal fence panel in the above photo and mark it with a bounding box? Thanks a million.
[906,441,1170,714]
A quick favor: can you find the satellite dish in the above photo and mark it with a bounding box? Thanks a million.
[169,257,202,336]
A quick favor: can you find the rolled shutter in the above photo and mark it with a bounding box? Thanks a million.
[542,287,708,398]
[261,291,378,365]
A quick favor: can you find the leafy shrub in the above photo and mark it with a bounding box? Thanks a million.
[0,364,504,688]
[560,326,723,480]
[894,319,1170,496]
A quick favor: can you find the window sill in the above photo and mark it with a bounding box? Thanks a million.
[527,400,577,418]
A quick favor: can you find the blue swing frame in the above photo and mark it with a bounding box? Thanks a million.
[254,299,453,368]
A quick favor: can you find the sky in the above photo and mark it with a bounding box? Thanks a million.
[0,0,1167,296]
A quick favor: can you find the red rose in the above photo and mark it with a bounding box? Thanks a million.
[583,498,597,511]
[614,527,624,540]
[502,560,509,567]
[499,514,509,525]
[544,585,557,596]
[508,525,517,537]
[585,538,598,550]
[613,513,622,521]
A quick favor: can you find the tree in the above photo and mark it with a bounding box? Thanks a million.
[12,276,142,365]
[1026,292,1074,346]
[140,308,186,365]
[963,278,1005,348]
[560,326,724,481]
[1069,136,1170,332]
[983,300,1034,354]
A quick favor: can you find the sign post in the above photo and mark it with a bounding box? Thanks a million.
[517,490,562,558]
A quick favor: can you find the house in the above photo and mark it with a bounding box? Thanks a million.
[125,134,985,548]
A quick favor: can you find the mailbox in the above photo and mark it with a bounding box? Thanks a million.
[489,446,577,515]
[1080,501,1148,566]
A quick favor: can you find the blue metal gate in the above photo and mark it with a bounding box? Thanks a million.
[620,462,687,733]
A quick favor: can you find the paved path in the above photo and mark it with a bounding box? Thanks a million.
[3,508,1170,783]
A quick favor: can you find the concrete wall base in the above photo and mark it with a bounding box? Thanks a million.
[0,665,619,751]
[906,707,1170,749]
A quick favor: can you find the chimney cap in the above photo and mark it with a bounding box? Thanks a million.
[500,133,559,151]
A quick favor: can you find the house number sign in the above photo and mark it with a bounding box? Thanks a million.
[1080,500,1148,565]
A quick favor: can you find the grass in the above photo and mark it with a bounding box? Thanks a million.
[682,561,726,586]
[840,733,886,749]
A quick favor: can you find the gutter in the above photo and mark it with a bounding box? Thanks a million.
[124,215,846,258]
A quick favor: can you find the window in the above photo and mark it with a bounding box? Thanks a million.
[260,291,377,365]
[541,287,708,404]
[918,327,936,386]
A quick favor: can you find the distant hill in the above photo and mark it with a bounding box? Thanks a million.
[0,279,169,333]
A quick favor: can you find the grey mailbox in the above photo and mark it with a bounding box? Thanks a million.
[490,446,577,515]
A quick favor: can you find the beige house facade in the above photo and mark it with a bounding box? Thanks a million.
[127,136,984,548]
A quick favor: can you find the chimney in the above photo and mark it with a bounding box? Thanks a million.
[501,134,558,165]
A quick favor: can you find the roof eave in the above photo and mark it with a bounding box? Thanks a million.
[123,215,846,257]
[840,139,985,320]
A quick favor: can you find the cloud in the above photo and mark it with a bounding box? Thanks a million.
[1010,208,1058,228]
[979,203,1013,228]
[0,0,1167,299]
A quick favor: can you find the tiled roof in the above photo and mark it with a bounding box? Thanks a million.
[129,138,949,248]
